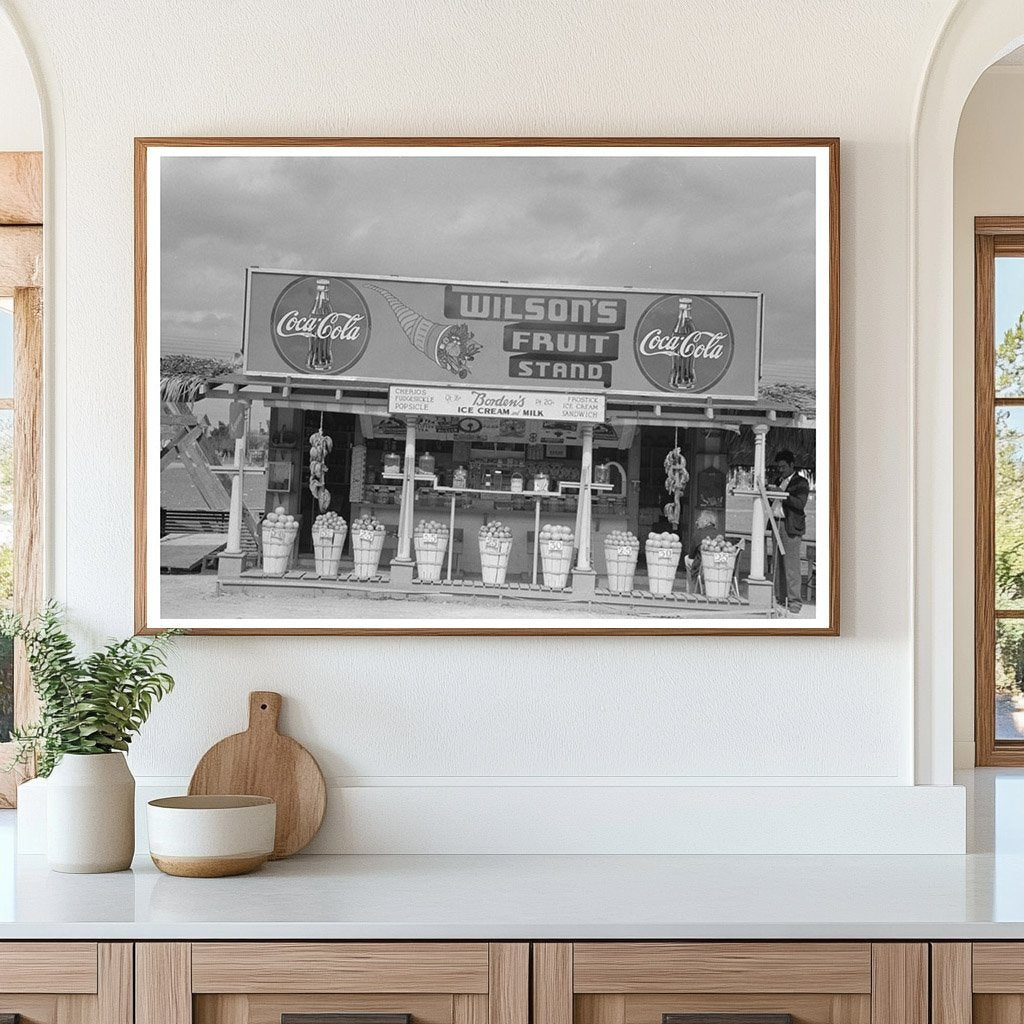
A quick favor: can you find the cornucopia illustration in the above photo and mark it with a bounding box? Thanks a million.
[368,285,481,378]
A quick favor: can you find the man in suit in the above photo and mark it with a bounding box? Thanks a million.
[772,450,810,615]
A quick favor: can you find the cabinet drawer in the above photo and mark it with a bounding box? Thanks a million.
[191,943,490,994]
[0,943,130,1024]
[0,942,99,994]
[139,943,528,1024]
[572,944,872,994]
[534,944,925,1024]
[935,942,1024,1024]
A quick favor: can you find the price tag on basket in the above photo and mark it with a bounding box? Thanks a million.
[660,549,674,560]
[485,541,499,553]
[713,552,729,564]
[617,546,630,556]
[359,530,373,542]
[422,533,437,544]
[549,541,563,552]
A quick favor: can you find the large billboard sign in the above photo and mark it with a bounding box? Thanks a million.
[243,268,763,402]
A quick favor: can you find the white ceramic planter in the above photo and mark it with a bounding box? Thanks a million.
[46,752,135,873]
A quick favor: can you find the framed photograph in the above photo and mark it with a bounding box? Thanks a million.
[136,137,839,635]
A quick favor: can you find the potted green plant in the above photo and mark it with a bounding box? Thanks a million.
[2,603,179,873]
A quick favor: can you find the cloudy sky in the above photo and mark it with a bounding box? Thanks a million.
[160,151,817,381]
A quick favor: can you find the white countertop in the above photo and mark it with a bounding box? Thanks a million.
[0,769,1021,941]
[0,849,1023,940]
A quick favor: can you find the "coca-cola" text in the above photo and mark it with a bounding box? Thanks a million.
[637,329,727,359]
[276,310,365,341]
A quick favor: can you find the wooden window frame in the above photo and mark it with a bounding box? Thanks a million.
[976,217,1024,765]
[0,151,43,806]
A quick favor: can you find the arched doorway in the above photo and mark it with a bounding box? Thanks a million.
[913,1,1024,784]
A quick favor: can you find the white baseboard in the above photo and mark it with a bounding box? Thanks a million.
[18,777,967,856]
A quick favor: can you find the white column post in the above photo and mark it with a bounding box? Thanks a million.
[575,424,595,571]
[225,409,248,555]
[749,423,769,580]
[396,416,417,562]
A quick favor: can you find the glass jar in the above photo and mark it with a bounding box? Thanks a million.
[452,465,468,489]
[484,471,493,489]
[418,451,435,475]
[383,451,401,475]
[492,469,503,491]
[534,472,549,493]
[595,462,611,485]
[510,471,524,493]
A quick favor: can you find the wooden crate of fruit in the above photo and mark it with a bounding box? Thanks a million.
[414,519,449,582]
[312,511,348,577]
[539,524,574,588]
[478,522,513,585]
[700,535,739,599]
[645,531,682,596]
[262,506,299,575]
[351,515,386,579]
[604,530,640,593]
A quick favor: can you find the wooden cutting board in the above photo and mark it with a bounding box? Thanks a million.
[188,691,326,859]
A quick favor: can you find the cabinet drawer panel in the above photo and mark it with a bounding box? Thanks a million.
[573,944,872,994]
[0,943,97,994]
[973,945,1024,993]
[196,993,458,1024]
[192,944,490,994]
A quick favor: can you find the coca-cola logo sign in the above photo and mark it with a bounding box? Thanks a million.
[270,276,371,375]
[632,294,735,394]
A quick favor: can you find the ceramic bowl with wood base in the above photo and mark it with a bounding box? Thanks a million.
[147,795,276,877]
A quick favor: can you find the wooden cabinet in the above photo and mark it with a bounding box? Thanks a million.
[136,944,528,1024]
[532,944,928,1024]
[0,937,958,1024]
[931,943,1024,1024]
[0,942,132,1024]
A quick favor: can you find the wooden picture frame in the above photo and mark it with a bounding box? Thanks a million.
[136,137,840,636]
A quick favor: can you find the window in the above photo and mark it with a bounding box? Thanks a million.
[976,219,1024,764]
[0,149,43,806]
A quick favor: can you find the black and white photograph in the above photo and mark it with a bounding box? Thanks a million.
[139,140,837,634]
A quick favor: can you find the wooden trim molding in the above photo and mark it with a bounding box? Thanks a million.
[976,229,998,765]
[13,286,43,721]
[98,944,134,1024]
[930,943,971,1024]
[869,945,927,1024]
[0,285,43,807]
[488,943,529,1024]
[0,225,41,296]
[136,943,192,1024]
[533,944,572,1024]
[0,153,42,226]
[0,150,43,806]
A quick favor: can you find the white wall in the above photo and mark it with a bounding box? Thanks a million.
[2,0,973,852]
[952,66,1024,767]
[0,11,40,152]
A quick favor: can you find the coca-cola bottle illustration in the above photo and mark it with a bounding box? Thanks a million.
[669,297,696,391]
[307,279,333,371]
